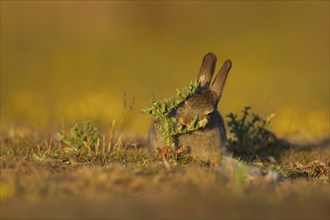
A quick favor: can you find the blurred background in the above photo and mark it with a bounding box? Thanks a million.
[1,1,329,139]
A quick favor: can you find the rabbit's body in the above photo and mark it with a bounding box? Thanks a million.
[149,111,226,161]
[177,111,227,160]
[148,52,232,162]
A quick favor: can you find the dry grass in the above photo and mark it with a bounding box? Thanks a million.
[0,125,329,219]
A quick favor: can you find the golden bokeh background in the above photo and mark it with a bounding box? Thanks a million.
[1,1,329,139]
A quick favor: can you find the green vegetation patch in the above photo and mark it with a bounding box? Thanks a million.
[226,106,289,160]
[143,76,207,147]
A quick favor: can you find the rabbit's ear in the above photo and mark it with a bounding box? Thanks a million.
[197,52,217,88]
[211,59,232,102]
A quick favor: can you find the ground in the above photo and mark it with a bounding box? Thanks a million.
[0,125,329,219]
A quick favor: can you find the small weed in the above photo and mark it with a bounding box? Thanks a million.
[56,120,107,164]
[226,106,281,160]
[57,120,100,152]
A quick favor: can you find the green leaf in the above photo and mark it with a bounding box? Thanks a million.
[143,77,204,147]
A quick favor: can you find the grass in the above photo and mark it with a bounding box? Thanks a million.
[1,108,329,219]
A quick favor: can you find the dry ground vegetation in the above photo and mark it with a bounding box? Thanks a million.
[0,106,329,219]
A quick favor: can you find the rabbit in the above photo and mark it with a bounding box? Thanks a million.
[148,52,232,162]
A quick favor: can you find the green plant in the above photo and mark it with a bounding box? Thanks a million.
[143,76,207,147]
[57,120,101,155]
[55,119,156,165]
[226,106,276,157]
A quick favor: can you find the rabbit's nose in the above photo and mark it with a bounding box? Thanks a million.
[179,117,189,125]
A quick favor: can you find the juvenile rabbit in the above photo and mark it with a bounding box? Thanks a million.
[148,52,232,162]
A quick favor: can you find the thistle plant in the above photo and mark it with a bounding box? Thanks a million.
[143,76,206,147]
[226,106,276,156]
[57,120,100,153]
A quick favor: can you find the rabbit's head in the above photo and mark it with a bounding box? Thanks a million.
[176,53,232,126]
